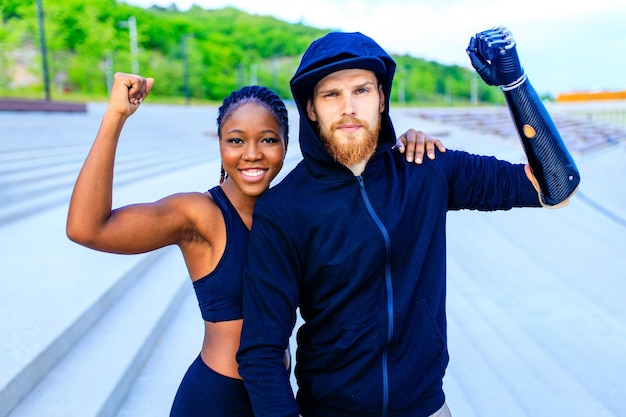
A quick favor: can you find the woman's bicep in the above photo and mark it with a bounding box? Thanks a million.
[71,196,190,254]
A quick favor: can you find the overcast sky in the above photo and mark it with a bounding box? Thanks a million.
[124,0,626,97]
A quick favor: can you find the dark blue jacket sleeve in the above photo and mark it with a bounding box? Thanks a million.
[237,199,301,417]
[442,150,541,211]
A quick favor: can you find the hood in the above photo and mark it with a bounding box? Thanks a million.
[290,32,397,171]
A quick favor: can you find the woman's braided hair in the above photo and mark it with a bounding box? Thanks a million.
[217,86,289,184]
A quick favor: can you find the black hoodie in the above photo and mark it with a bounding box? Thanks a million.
[238,32,540,417]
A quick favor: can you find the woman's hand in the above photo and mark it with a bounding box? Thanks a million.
[108,72,154,118]
[394,129,446,164]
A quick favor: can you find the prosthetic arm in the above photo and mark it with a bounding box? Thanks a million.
[467,26,580,207]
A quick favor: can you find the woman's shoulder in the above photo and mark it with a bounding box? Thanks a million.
[160,190,221,224]
[165,190,227,247]
[161,189,214,205]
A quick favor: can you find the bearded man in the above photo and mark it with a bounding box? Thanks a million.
[237,29,579,417]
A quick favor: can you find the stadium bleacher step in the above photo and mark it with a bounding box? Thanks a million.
[113,286,203,417]
[5,246,189,417]
[0,157,221,417]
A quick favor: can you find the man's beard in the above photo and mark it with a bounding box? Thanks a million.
[318,115,381,167]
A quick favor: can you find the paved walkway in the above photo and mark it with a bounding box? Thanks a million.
[1,103,625,417]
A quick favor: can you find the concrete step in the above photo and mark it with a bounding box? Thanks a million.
[5,247,188,417]
[113,290,304,417]
[443,191,626,416]
[0,158,220,417]
[0,139,204,186]
[407,106,626,155]
[0,102,218,227]
[113,286,204,417]
[446,259,615,416]
[0,150,210,225]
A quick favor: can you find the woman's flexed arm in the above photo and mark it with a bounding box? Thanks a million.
[65,73,189,254]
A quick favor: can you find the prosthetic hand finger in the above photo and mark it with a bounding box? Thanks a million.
[466,36,496,85]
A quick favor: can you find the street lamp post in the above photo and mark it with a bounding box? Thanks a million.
[35,0,51,101]
[182,34,192,105]
[470,73,478,105]
[118,16,139,74]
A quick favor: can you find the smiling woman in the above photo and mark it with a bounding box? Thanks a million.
[65,74,290,416]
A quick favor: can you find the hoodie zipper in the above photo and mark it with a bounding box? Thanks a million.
[357,175,393,417]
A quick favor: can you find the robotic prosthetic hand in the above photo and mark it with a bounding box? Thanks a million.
[467,26,580,207]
